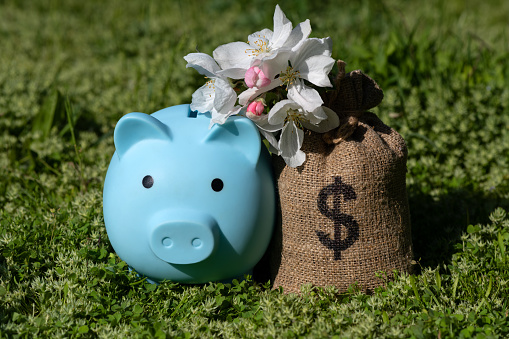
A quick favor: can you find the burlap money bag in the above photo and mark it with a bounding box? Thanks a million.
[267,61,413,294]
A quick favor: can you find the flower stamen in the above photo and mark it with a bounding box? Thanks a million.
[279,66,300,89]
[245,38,270,57]
[284,108,304,129]
[206,79,216,97]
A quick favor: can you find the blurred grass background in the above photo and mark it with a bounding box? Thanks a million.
[1,0,509,337]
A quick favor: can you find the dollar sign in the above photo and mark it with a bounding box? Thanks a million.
[316,177,359,260]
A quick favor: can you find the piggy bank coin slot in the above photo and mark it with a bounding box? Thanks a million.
[142,175,154,188]
[211,178,224,192]
[188,110,198,118]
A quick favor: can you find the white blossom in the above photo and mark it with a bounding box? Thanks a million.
[184,53,240,126]
[266,99,339,167]
[183,5,341,167]
[213,5,311,80]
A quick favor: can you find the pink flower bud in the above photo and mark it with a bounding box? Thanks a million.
[245,66,271,88]
[247,100,266,116]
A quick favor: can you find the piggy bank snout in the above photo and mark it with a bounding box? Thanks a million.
[149,213,219,265]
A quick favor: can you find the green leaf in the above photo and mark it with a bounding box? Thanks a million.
[145,283,157,292]
[63,282,69,298]
[32,89,64,138]
[78,325,89,333]
[454,314,464,321]
[410,275,421,302]
[133,304,143,314]
[382,311,389,324]
[467,225,477,234]
[434,270,442,291]
[498,232,506,263]
[485,276,493,298]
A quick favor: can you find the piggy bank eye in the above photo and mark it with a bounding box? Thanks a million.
[211,178,223,192]
[142,175,154,189]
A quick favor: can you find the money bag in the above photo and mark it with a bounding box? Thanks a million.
[266,60,414,294]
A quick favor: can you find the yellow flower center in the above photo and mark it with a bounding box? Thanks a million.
[284,108,304,129]
[279,66,300,89]
[245,36,270,57]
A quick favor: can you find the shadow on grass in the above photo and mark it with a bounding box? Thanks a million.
[408,186,509,270]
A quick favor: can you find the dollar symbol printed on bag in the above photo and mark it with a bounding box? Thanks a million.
[316,177,359,260]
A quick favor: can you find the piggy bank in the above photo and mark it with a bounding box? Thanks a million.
[103,104,275,283]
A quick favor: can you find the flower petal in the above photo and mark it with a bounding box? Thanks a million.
[212,78,237,115]
[283,19,311,51]
[217,67,249,80]
[190,82,215,113]
[287,80,324,112]
[302,106,340,133]
[274,5,291,27]
[238,87,259,106]
[244,67,257,88]
[305,105,328,125]
[299,54,335,87]
[291,37,333,67]
[213,41,253,70]
[258,129,280,155]
[210,105,242,127]
[258,49,292,79]
[184,53,221,78]
[249,111,284,132]
[268,99,300,126]
[270,5,293,49]
[238,79,282,105]
[279,121,306,167]
[248,29,273,48]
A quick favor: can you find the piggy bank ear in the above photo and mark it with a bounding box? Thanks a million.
[203,117,261,165]
[114,112,171,159]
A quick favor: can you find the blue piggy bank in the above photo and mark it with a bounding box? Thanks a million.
[103,104,275,283]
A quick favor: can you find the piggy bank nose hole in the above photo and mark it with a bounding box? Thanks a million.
[162,237,173,248]
[191,238,202,248]
[211,178,223,192]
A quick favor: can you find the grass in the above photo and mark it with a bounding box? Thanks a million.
[1,0,509,337]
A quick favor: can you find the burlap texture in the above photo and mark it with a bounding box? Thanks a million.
[266,61,413,294]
